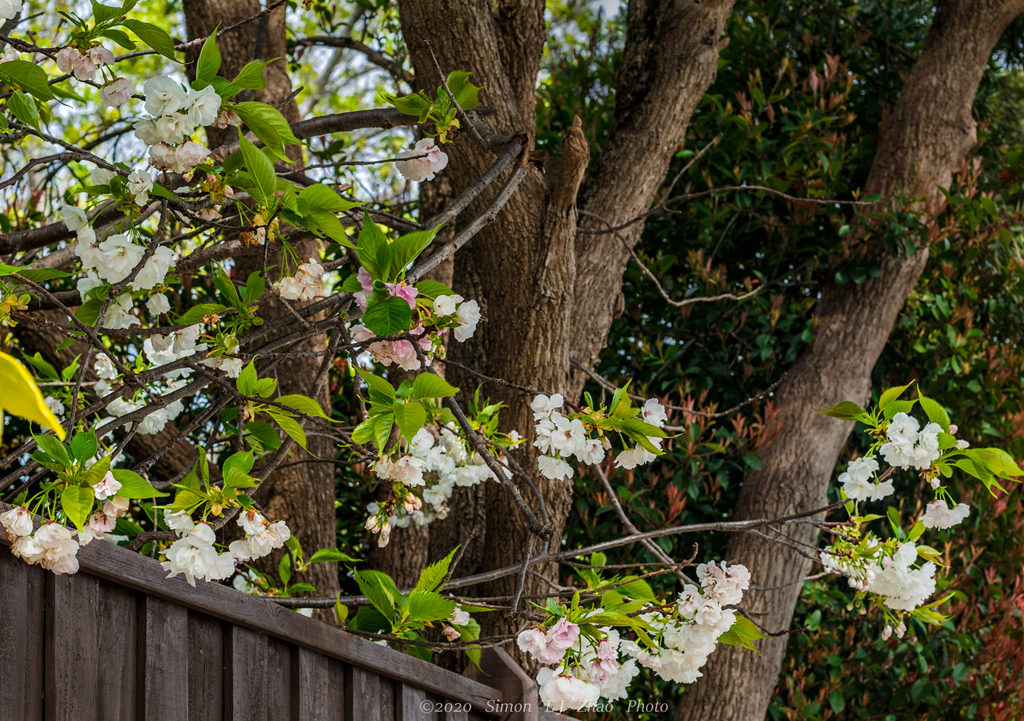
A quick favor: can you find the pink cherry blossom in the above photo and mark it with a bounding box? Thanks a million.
[100,78,135,107]
[545,617,580,651]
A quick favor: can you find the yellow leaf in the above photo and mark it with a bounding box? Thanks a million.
[0,351,65,441]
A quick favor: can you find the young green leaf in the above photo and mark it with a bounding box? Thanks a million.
[61,485,95,531]
[195,31,222,86]
[111,469,169,498]
[122,19,177,59]
[411,372,458,399]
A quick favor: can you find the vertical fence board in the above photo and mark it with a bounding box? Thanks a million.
[398,685,428,721]
[46,572,99,721]
[187,611,224,721]
[265,638,293,720]
[0,552,44,721]
[294,648,330,721]
[96,584,137,720]
[381,677,395,721]
[139,596,188,721]
[226,625,267,721]
[345,667,382,721]
[327,660,347,721]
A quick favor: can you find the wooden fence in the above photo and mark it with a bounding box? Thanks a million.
[0,530,569,721]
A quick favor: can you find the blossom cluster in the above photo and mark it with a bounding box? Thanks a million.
[1,488,130,575]
[135,77,227,175]
[161,508,289,587]
[55,43,137,108]
[879,412,947,471]
[273,258,325,302]
[518,561,749,712]
[519,621,638,711]
[531,394,668,481]
[365,425,504,545]
[350,274,481,371]
[627,562,751,684]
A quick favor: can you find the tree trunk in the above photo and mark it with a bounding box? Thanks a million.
[395,0,736,652]
[680,2,1024,719]
[182,0,340,602]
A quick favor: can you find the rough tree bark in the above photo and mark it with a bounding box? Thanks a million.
[393,0,737,647]
[181,0,340,600]
[681,2,1024,719]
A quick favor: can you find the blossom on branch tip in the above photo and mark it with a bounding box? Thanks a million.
[395,138,448,182]
[100,78,135,107]
[921,500,970,529]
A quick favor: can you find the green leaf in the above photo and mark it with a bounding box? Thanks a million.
[122,19,176,59]
[819,400,866,422]
[111,469,168,498]
[387,226,441,279]
[411,372,458,399]
[91,0,123,23]
[717,615,767,651]
[239,132,277,207]
[882,399,916,420]
[415,546,459,593]
[277,394,331,420]
[829,690,845,714]
[371,412,394,451]
[445,71,483,111]
[98,28,136,50]
[176,302,227,325]
[354,569,399,619]
[414,279,454,299]
[0,61,52,101]
[356,368,395,403]
[356,213,390,281]
[964,447,1024,477]
[309,548,360,564]
[70,431,98,463]
[7,90,39,130]
[305,209,357,250]
[195,31,222,86]
[231,59,271,90]
[61,485,94,531]
[271,412,307,450]
[878,382,914,411]
[405,589,456,622]
[297,183,361,213]
[363,296,413,336]
[351,418,375,446]
[393,401,427,441]
[221,450,254,477]
[33,433,71,466]
[236,360,258,395]
[233,101,299,159]
[341,274,364,293]
[917,394,950,431]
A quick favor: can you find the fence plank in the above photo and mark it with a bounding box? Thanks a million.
[97,583,137,720]
[139,596,187,721]
[46,572,99,721]
[398,685,428,721]
[328,660,347,721]
[226,625,268,721]
[294,648,330,721]
[187,611,224,721]
[346,667,382,721]
[265,638,293,720]
[0,552,44,721]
